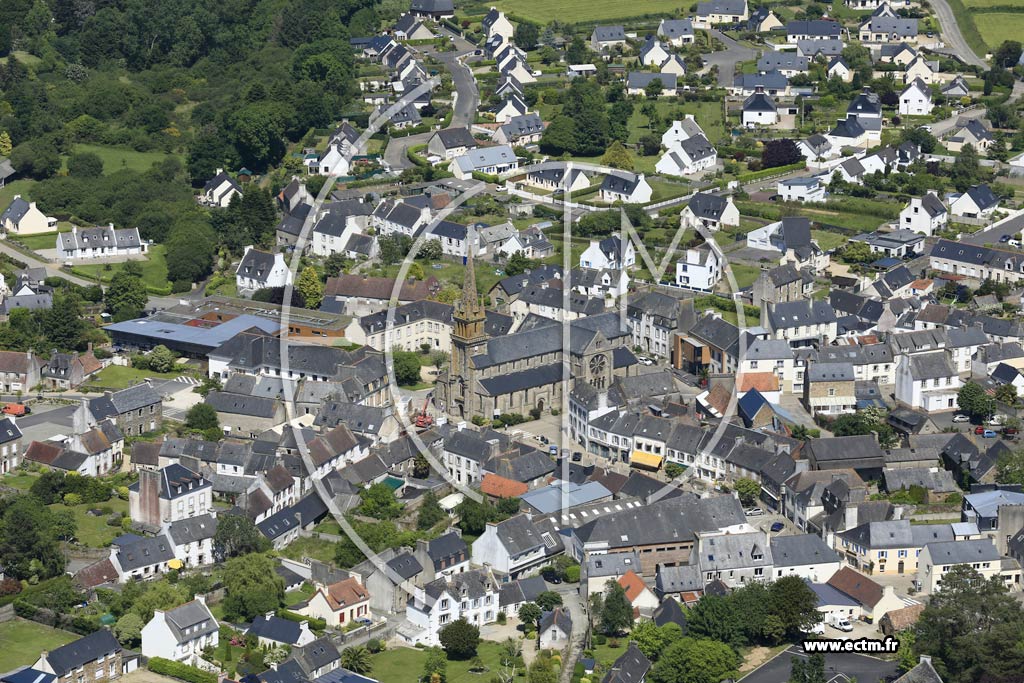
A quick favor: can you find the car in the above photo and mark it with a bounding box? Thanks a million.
[982,429,998,438]
[920,124,932,132]
[357,618,372,625]
[636,356,655,366]
[952,414,970,423]
[770,521,785,533]
[927,32,934,38]
[571,452,583,462]
[539,435,549,445]
[2,403,29,416]
[1001,234,1012,243]
[744,507,764,517]
[975,425,986,435]
[988,415,1006,426]
[1004,427,1019,436]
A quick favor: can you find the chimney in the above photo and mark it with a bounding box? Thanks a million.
[265,610,275,620]
[844,504,858,530]
[299,620,309,631]
[195,594,206,606]
[920,655,932,665]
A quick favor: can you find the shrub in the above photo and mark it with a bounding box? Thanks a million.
[497,612,507,624]
[0,578,22,597]
[593,634,607,645]
[366,639,384,653]
[148,658,217,683]
[63,493,82,506]
[565,566,580,583]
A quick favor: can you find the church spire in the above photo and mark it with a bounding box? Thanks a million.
[459,225,480,313]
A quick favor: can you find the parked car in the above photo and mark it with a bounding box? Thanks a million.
[982,429,998,438]
[1004,427,1019,436]
[952,413,970,423]
[636,356,655,366]
[744,507,764,517]
[988,414,1006,426]
[572,451,583,462]
[1000,234,1011,243]
[770,521,785,532]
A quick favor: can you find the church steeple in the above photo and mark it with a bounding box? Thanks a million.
[454,226,486,337]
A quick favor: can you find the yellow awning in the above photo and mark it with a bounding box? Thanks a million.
[631,451,663,469]
[168,559,184,570]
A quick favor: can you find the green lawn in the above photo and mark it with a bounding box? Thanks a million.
[82,364,182,391]
[279,536,338,565]
[49,497,129,547]
[628,100,727,145]
[0,469,40,491]
[370,640,537,683]
[0,620,77,671]
[64,144,184,175]
[492,0,679,22]
[0,179,37,210]
[285,583,316,608]
[811,230,848,252]
[71,244,170,291]
[15,228,71,251]
[647,179,691,203]
[728,263,762,290]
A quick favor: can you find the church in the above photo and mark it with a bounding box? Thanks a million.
[436,246,637,421]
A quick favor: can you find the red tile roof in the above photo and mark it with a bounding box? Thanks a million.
[480,473,528,499]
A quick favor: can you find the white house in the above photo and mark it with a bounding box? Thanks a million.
[827,56,852,82]
[777,176,826,203]
[235,246,292,293]
[661,115,706,149]
[949,184,999,219]
[899,78,933,116]
[656,135,717,177]
[675,243,722,292]
[826,114,870,150]
[917,539,1003,594]
[494,95,529,123]
[681,193,740,231]
[638,36,671,67]
[402,570,499,645]
[140,597,218,666]
[427,127,479,160]
[300,577,371,627]
[796,135,835,162]
[658,18,695,46]
[599,172,653,204]
[57,225,148,261]
[899,192,947,236]
[451,145,519,180]
[472,514,563,578]
[581,236,635,271]
[895,351,961,412]
[481,7,514,41]
[539,607,572,649]
[166,514,216,570]
[310,202,372,258]
[201,170,242,208]
[742,91,778,127]
[694,0,750,29]
[0,196,57,235]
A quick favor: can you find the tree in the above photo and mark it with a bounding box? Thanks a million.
[419,239,443,261]
[148,345,177,373]
[996,448,1024,486]
[213,513,272,559]
[105,267,148,321]
[761,139,803,169]
[527,658,557,683]
[455,498,499,535]
[994,383,1018,406]
[566,36,589,64]
[0,496,66,580]
[166,221,217,285]
[0,131,11,157]
[44,293,86,351]
[601,140,634,171]
[505,251,537,277]
[185,402,219,432]
[297,266,324,309]
[640,134,661,156]
[221,554,284,621]
[421,646,447,683]
[769,576,820,640]
[392,349,422,386]
[601,580,634,635]
[439,618,480,659]
[10,140,61,179]
[629,620,683,660]
[514,22,540,50]
[840,240,873,264]
[413,453,431,479]
[650,637,740,683]
[644,78,665,99]
[417,491,446,530]
[429,350,449,370]
[67,152,104,178]
[359,482,404,520]
[114,612,144,647]
[536,591,562,611]
[340,646,372,674]
[51,508,77,542]
[994,40,1023,68]
[950,144,980,192]
[379,234,413,265]
[496,496,520,516]
[539,115,577,155]
[518,602,542,628]
[900,126,937,154]
[733,478,760,506]
[958,381,995,419]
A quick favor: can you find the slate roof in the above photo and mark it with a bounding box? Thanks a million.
[770,533,840,567]
[626,72,677,91]
[592,26,626,42]
[659,18,694,39]
[89,383,162,419]
[162,600,217,643]
[768,300,837,328]
[249,614,306,645]
[907,352,955,381]
[743,92,777,112]
[43,631,121,676]
[454,145,517,173]
[924,538,1000,564]
[757,53,808,72]
[432,127,477,150]
[115,533,175,571]
[601,642,651,683]
[697,0,747,15]
[59,225,143,253]
[0,196,31,226]
[831,116,866,139]
[787,19,842,37]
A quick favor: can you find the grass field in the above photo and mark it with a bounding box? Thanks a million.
[49,497,129,546]
[82,364,182,390]
[370,641,538,683]
[64,144,184,175]
[71,244,170,291]
[279,535,337,565]
[973,13,1024,51]
[964,0,1020,7]
[16,227,71,251]
[0,179,37,210]
[728,263,761,291]
[0,620,77,671]
[1,469,41,491]
[492,0,679,23]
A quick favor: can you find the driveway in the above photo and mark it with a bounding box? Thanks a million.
[0,240,95,287]
[383,131,432,171]
[705,31,758,87]
[929,0,987,68]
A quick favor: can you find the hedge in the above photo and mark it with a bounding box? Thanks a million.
[148,658,217,683]
[734,161,806,183]
[276,609,327,632]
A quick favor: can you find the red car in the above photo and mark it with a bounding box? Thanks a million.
[975,426,986,435]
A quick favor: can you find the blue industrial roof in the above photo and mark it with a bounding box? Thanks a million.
[105,314,281,351]
[808,581,859,607]
[520,480,611,514]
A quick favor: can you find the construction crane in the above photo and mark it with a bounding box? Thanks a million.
[414,397,434,429]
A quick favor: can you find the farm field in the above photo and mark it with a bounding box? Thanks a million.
[491,0,680,23]
[973,13,1024,51]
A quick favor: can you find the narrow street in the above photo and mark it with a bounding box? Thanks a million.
[928,0,987,69]
[0,239,95,287]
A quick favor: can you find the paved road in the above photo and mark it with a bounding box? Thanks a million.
[439,51,480,128]
[553,582,587,683]
[0,240,95,287]
[383,131,432,171]
[706,30,757,87]
[929,105,986,137]
[930,0,987,68]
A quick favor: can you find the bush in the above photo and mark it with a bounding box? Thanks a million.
[593,634,607,645]
[276,609,327,632]
[148,658,217,683]
[565,566,580,583]
[0,578,22,597]
[63,493,82,506]
[497,612,507,624]
[366,639,384,653]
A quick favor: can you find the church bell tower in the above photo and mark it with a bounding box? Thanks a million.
[450,228,488,417]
